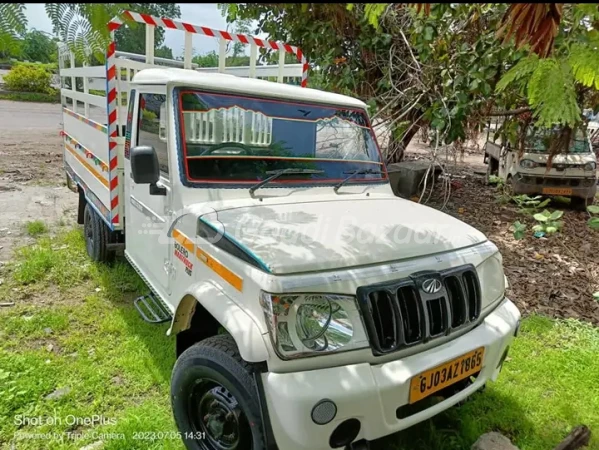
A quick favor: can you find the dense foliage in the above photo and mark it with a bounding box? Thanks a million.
[221,3,599,160]
[3,63,54,93]
[0,29,58,64]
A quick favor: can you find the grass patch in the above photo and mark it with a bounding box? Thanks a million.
[1,229,598,450]
[25,220,48,237]
[0,90,60,103]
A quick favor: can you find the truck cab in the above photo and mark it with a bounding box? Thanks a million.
[60,11,520,450]
[484,118,597,209]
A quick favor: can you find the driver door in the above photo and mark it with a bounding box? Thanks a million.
[124,88,173,298]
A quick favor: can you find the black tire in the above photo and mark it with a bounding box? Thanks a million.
[504,175,514,197]
[571,196,592,211]
[83,204,114,262]
[77,190,86,225]
[171,335,265,450]
[485,160,492,185]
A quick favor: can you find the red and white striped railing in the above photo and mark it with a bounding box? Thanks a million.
[104,10,309,227]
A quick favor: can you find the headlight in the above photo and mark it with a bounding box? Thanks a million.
[520,159,538,169]
[260,292,369,359]
[477,254,506,310]
[583,162,597,171]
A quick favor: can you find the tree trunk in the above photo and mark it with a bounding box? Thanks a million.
[386,124,419,164]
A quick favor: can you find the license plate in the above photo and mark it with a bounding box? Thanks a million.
[542,187,572,196]
[409,347,485,404]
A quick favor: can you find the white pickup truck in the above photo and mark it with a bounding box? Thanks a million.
[59,12,520,450]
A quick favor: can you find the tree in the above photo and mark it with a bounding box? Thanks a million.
[193,51,219,68]
[114,3,181,55]
[20,29,58,63]
[493,4,599,157]
[155,45,173,60]
[221,3,599,162]
[0,3,27,59]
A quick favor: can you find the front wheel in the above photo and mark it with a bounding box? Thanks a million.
[171,335,265,450]
[571,196,593,211]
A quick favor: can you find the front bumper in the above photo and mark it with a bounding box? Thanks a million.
[513,173,597,199]
[262,298,520,450]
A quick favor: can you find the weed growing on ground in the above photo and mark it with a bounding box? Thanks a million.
[24,220,47,236]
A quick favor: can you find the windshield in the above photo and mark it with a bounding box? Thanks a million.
[525,128,591,154]
[177,90,386,186]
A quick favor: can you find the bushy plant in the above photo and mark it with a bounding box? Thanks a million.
[3,63,52,93]
[532,209,564,235]
[587,205,599,230]
[512,194,551,213]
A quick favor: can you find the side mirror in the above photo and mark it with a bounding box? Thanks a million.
[130,146,166,196]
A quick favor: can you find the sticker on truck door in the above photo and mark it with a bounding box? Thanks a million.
[174,242,193,276]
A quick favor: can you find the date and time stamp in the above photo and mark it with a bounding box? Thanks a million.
[10,415,205,443]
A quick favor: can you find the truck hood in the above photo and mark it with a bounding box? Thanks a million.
[525,152,596,164]
[199,197,487,275]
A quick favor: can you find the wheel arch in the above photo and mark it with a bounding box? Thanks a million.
[169,282,270,363]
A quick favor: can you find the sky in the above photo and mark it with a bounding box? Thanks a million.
[23,3,263,58]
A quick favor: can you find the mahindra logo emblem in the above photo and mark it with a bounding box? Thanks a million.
[422,278,443,294]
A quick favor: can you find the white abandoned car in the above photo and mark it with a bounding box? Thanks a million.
[484,116,597,210]
[59,12,521,450]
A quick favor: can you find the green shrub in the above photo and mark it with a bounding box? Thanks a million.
[25,220,48,236]
[14,61,58,73]
[3,64,52,93]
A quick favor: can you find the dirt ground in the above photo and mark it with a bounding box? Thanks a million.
[0,100,77,263]
[0,99,597,324]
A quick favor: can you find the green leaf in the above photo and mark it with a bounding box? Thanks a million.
[512,221,526,239]
[538,198,551,208]
[527,59,580,128]
[532,224,544,232]
[364,3,388,29]
[588,217,599,230]
[513,230,525,240]
[496,54,539,92]
[593,291,599,301]
[534,213,548,222]
[587,205,599,215]
[513,221,526,231]
[546,226,557,234]
[424,26,434,41]
[431,118,446,130]
[549,210,564,221]
[568,43,599,90]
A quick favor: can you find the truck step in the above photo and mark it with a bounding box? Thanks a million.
[133,293,172,324]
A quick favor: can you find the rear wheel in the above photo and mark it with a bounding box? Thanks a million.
[83,204,114,262]
[171,335,264,450]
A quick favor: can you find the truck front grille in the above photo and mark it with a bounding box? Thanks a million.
[357,265,481,356]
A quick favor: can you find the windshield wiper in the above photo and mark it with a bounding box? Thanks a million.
[249,168,325,195]
[333,169,384,193]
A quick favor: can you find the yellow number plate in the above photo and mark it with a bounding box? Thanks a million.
[409,347,485,404]
[542,187,572,196]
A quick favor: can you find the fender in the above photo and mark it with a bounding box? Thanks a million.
[168,280,270,363]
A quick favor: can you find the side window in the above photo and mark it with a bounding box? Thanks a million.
[138,93,169,177]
